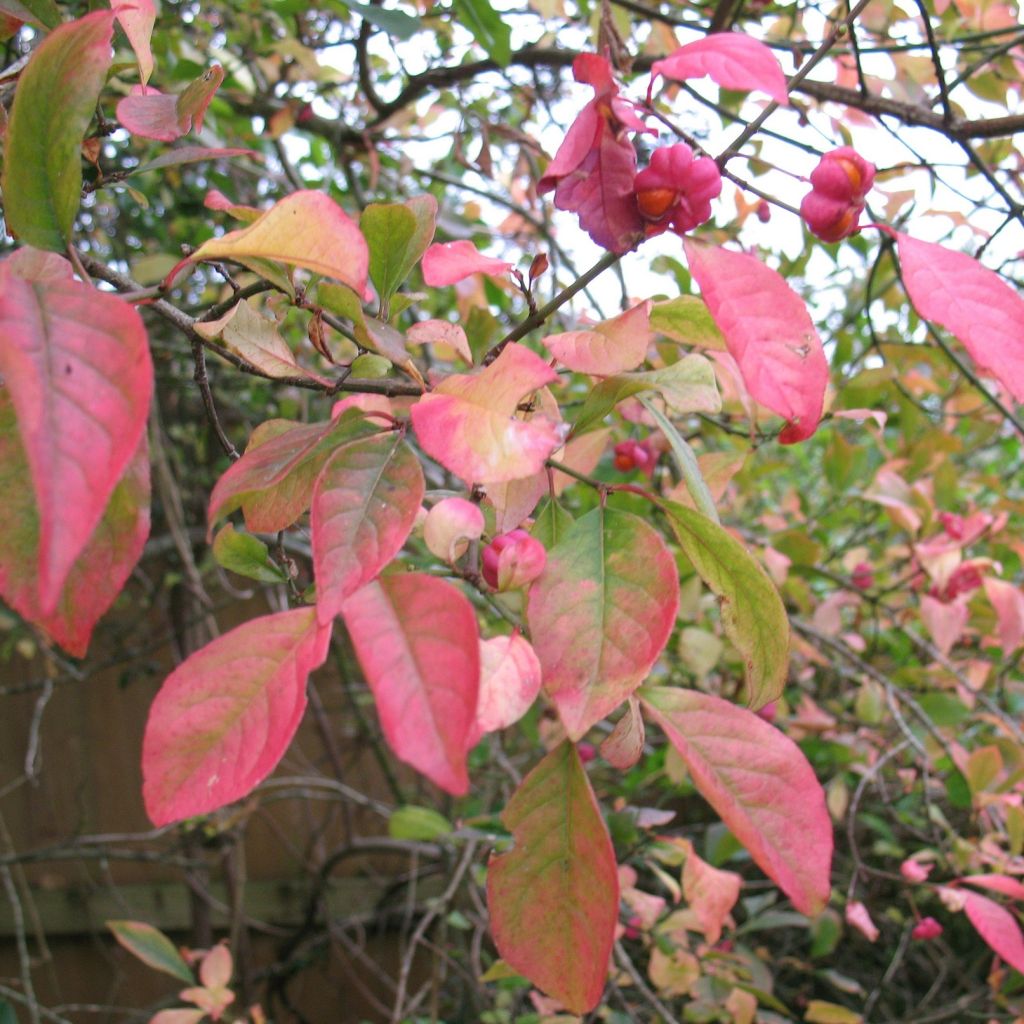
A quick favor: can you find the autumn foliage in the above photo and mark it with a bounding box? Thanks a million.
[2,0,1024,1020]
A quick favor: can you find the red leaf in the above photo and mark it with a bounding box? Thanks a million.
[0,259,152,611]
[0,395,150,657]
[342,575,479,795]
[960,875,1024,901]
[962,890,1024,974]
[896,232,1024,403]
[410,344,563,484]
[684,240,827,443]
[641,686,833,915]
[207,412,380,535]
[487,741,619,1013]
[420,240,512,287]
[543,301,653,375]
[527,507,678,739]
[651,34,790,105]
[311,433,424,624]
[142,608,332,825]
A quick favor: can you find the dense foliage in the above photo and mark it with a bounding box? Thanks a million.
[1,0,1024,1021]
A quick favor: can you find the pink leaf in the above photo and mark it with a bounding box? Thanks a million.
[410,344,563,484]
[960,875,1024,901]
[920,593,969,657]
[406,318,473,363]
[896,232,1024,403]
[543,301,653,375]
[142,608,332,825]
[845,900,880,942]
[684,240,828,443]
[117,87,182,141]
[641,687,833,916]
[469,633,543,745]
[600,696,645,769]
[651,33,790,105]
[528,507,678,739]
[683,845,742,944]
[342,574,479,795]
[962,890,1024,974]
[111,0,156,84]
[0,406,150,657]
[488,742,619,1014]
[207,412,380,535]
[311,433,424,624]
[0,261,152,612]
[984,577,1024,655]
[420,241,512,287]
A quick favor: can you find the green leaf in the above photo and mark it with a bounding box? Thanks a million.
[2,12,115,251]
[0,999,16,1024]
[107,920,195,983]
[346,0,422,39]
[0,0,59,29]
[661,500,790,709]
[650,296,724,350]
[212,524,289,583]
[531,498,573,551]
[388,804,453,840]
[451,0,511,64]
[573,354,720,435]
[487,742,619,1013]
[361,196,437,304]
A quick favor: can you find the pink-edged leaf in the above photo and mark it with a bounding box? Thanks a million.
[599,696,645,769]
[142,608,332,825]
[920,593,969,657]
[310,433,424,624]
[962,890,1024,974]
[2,11,115,251]
[641,686,833,916]
[651,33,789,105]
[684,240,827,443]
[4,247,72,282]
[421,240,512,287]
[683,845,742,944]
[175,64,224,134]
[191,191,369,295]
[984,577,1024,655]
[342,574,479,795]
[111,0,156,84]
[543,301,653,375]
[960,875,1024,901]
[469,633,543,745]
[194,299,331,385]
[487,741,619,1014]
[0,394,149,656]
[527,507,678,739]
[423,497,486,563]
[207,412,380,535]
[845,900,880,941]
[896,231,1024,403]
[0,262,152,612]
[199,943,232,989]
[406,319,473,364]
[661,501,789,709]
[410,344,563,484]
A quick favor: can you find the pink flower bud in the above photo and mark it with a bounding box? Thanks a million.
[613,438,656,475]
[634,143,722,238]
[481,530,547,591]
[851,562,874,590]
[577,741,597,763]
[912,916,943,941]
[800,147,875,243]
